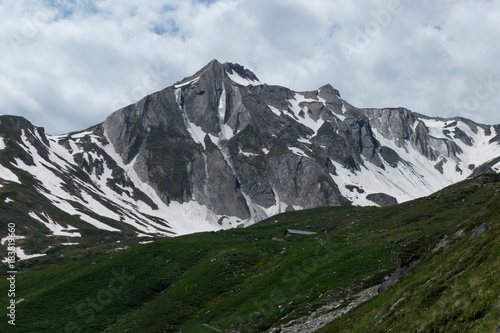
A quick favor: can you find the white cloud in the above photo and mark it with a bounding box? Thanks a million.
[0,0,499,134]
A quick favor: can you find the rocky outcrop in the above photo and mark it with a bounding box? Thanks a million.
[470,224,490,239]
[366,193,398,207]
[102,60,352,222]
[468,165,496,178]
[378,257,420,294]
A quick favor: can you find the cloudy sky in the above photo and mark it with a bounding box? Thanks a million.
[1,0,499,134]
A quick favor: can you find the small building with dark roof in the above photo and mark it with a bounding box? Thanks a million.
[283,229,317,237]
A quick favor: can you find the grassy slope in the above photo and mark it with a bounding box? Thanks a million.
[318,176,500,332]
[0,174,499,332]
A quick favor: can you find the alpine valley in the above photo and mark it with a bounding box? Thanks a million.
[1,60,500,259]
[1,60,500,333]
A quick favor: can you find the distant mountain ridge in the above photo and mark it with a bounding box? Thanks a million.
[1,60,499,256]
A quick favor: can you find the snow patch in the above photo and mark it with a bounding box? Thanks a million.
[1,235,25,246]
[419,119,500,179]
[28,211,82,237]
[289,147,311,159]
[218,86,234,141]
[101,130,245,236]
[239,148,259,157]
[226,71,261,86]
[176,88,209,150]
[189,121,208,149]
[287,93,325,136]
[15,247,46,261]
[70,130,93,139]
[268,105,283,117]
[0,163,20,184]
[335,102,347,121]
[297,137,312,144]
[174,77,200,89]
[137,233,154,238]
[2,245,47,261]
[421,119,450,140]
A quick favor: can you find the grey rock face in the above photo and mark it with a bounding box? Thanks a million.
[366,193,398,207]
[204,140,250,218]
[102,60,352,222]
[470,224,490,239]
[379,146,402,167]
[265,154,344,208]
[98,60,500,227]
[366,108,417,149]
[378,258,420,293]
[489,125,500,143]
[2,60,499,236]
[453,127,473,146]
[0,116,51,166]
[468,165,496,178]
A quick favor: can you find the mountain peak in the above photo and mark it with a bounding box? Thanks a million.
[200,58,224,73]
[174,60,261,88]
[3,59,500,247]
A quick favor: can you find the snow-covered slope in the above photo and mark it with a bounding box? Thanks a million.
[332,117,500,205]
[4,124,239,237]
[0,60,499,251]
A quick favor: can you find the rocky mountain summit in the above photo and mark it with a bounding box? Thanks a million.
[1,60,500,248]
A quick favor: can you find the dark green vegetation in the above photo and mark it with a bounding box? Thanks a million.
[1,174,500,332]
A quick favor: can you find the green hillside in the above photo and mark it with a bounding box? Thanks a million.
[1,174,499,332]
